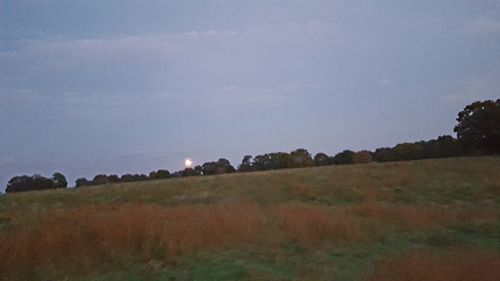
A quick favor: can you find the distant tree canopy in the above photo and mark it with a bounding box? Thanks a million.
[238,155,253,172]
[236,149,314,172]
[74,170,171,188]
[332,150,355,165]
[454,99,500,154]
[6,172,68,193]
[353,151,373,164]
[75,177,90,188]
[314,152,330,166]
[5,99,498,193]
[289,149,314,168]
[51,172,68,188]
[202,158,235,175]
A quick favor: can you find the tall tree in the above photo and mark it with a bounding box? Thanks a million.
[332,150,355,165]
[352,151,373,164]
[156,169,171,179]
[252,154,271,171]
[289,149,313,168]
[202,158,235,175]
[314,152,330,166]
[6,174,56,193]
[52,172,68,188]
[238,155,253,172]
[454,99,500,154]
[75,177,90,187]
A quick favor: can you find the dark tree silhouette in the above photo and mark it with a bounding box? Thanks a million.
[252,154,271,171]
[6,174,65,193]
[314,152,330,166]
[202,158,235,175]
[238,155,253,172]
[454,99,500,154]
[352,151,373,164]
[75,177,90,187]
[156,169,171,179]
[332,150,355,165]
[52,172,68,188]
[289,149,313,168]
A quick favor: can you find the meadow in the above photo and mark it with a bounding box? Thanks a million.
[1,156,500,281]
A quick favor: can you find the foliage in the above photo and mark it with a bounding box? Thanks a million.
[332,150,355,165]
[313,152,330,166]
[238,155,253,172]
[75,177,90,188]
[51,172,68,188]
[202,158,235,175]
[288,149,314,168]
[454,99,500,154]
[5,173,68,193]
[181,168,199,177]
[353,151,373,164]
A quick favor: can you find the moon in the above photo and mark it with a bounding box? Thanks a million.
[185,159,193,168]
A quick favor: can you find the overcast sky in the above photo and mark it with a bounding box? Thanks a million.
[1,0,499,189]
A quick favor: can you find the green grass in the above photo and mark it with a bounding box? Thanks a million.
[1,156,499,280]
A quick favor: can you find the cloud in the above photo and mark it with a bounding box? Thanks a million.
[0,22,338,111]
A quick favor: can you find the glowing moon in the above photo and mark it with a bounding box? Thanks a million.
[184,159,193,168]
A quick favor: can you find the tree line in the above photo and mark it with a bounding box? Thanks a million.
[4,99,499,193]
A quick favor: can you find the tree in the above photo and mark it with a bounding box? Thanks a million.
[426,135,464,158]
[51,172,68,188]
[149,171,158,180]
[194,165,203,175]
[332,150,355,165]
[6,176,32,193]
[107,175,120,183]
[92,174,110,185]
[454,99,500,154]
[353,151,373,164]
[202,158,235,175]
[156,169,171,179]
[373,148,397,162]
[6,174,56,193]
[267,152,290,170]
[392,143,423,161]
[252,154,271,171]
[216,158,235,173]
[75,177,90,187]
[314,152,330,166]
[181,168,198,177]
[289,149,313,168]
[238,155,253,172]
[202,161,218,175]
[120,174,135,182]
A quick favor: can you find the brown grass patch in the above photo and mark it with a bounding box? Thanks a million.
[369,249,500,281]
[1,201,498,279]
[0,203,265,278]
[275,204,364,244]
[352,202,497,231]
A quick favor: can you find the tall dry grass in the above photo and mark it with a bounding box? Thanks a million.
[0,204,265,278]
[369,249,500,281]
[275,204,364,244]
[0,202,497,279]
[274,203,498,244]
[352,202,497,231]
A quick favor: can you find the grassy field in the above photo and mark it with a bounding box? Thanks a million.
[1,157,500,281]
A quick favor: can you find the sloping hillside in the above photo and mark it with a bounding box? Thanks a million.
[1,157,500,281]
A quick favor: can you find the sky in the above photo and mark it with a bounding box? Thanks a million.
[1,0,500,189]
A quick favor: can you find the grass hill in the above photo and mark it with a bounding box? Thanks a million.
[1,157,500,281]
